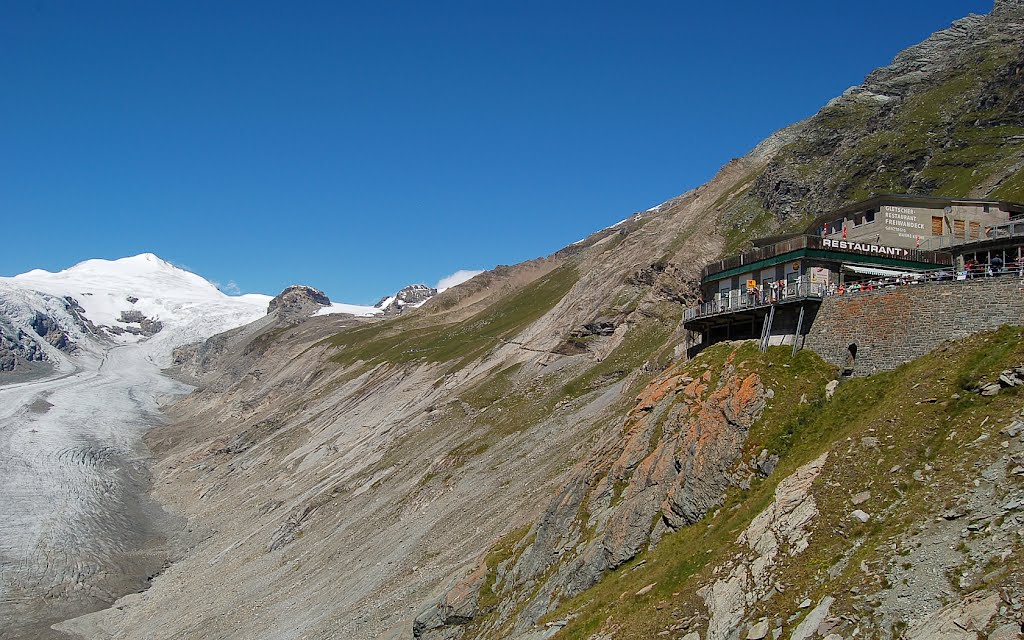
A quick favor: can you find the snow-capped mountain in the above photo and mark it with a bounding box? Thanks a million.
[0,253,273,371]
[374,283,438,315]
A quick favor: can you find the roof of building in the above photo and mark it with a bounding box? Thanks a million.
[752,232,803,248]
[701,234,953,282]
[803,194,1024,234]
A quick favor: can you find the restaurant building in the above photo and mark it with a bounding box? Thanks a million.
[684,195,1024,351]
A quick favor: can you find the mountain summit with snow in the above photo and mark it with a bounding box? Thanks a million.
[0,253,274,373]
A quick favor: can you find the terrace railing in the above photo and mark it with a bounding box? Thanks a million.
[916,219,1024,251]
[700,236,813,281]
[685,265,1024,324]
[684,281,828,322]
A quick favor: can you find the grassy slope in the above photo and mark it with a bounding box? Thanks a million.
[321,258,688,508]
[544,326,1024,639]
[434,303,684,489]
[323,264,579,371]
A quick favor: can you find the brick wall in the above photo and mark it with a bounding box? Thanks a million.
[802,277,1024,374]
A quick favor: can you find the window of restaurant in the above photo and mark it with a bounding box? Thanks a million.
[931,216,944,236]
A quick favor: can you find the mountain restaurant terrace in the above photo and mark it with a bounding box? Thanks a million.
[684,194,1024,351]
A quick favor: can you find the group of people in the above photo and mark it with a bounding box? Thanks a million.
[697,259,1023,315]
[823,259,1024,296]
[828,277,916,295]
[744,279,793,305]
[960,257,1021,278]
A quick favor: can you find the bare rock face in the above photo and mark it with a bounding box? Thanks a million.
[905,591,1001,639]
[0,308,81,372]
[447,347,769,636]
[0,328,45,371]
[29,313,77,351]
[267,285,330,318]
[377,284,438,316]
[110,309,163,337]
[62,296,98,335]
[413,564,487,639]
[701,453,829,640]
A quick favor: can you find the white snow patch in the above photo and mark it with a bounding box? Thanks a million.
[610,213,642,228]
[436,269,483,293]
[569,211,650,246]
[314,303,382,317]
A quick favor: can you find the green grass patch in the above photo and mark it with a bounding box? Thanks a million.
[993,166,1024,202]
[476,525,533,613]
[323,265,579,371]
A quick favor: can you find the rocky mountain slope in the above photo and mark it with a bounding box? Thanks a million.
[49,2,1024,640]
[713,0,1024,252]
[450,331,1024,640]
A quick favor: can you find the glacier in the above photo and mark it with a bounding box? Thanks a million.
[0,254,272,637]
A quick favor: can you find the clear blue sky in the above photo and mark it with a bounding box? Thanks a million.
[1,1,992,303]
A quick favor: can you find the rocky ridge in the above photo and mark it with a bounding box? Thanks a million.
[501,330,1024,640]
[266,284,331,318]
[0,289,97,375]
[714,0,1024,248]
[422,350,772,638]
[378,284,440,316]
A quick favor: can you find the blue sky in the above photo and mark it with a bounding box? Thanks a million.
[1,1,992,303]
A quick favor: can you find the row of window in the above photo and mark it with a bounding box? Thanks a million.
[824,209,878,235]
[933,217,984,238]
[827,209,993,238]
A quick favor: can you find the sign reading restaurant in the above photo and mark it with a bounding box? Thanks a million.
[822,238,910,257]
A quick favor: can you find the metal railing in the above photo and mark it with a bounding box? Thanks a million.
[701,235,814,280]
[917,220,1024,251]
[685,263,1024,323]
[684,281,829,322]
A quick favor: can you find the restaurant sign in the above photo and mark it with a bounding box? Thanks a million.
[822,238,910,258]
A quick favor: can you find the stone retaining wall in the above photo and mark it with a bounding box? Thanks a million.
[802,277,1024,375]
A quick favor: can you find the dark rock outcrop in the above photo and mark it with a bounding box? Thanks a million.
[267,285,330,319]
[116,310,163,336]
[29,313,76,352]
[413,564,487,639]
[63,297,98,335]
[0,328,45,371]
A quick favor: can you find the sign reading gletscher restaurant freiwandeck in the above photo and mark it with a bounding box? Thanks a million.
[822,238,910,257]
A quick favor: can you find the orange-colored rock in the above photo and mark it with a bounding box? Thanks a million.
[493,345,768,632]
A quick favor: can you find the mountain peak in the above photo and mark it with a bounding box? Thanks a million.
[267,285,331,317]
[375,283,438,315]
